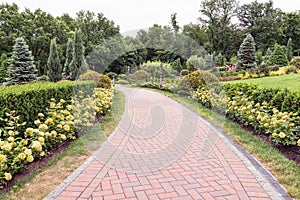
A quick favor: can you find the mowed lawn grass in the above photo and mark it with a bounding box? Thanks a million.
[226,73,300,92]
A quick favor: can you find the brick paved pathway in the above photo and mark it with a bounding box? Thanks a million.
[45,86,291,200]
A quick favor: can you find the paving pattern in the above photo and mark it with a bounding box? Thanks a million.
[45,86,291,200]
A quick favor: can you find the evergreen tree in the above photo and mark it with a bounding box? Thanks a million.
[47,38,61,82]
[6,37,37,85]
[265,48,272,57]
[269,44,289,67]
[236,34,257,71]
[286,38,293,61]
[69,29,88,80]
[0,54,9,83]
[63,38,73,77]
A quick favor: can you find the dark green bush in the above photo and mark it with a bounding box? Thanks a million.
[0,81,95,130]
[180,69,189,76]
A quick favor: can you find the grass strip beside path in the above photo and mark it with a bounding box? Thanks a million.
[150,88,300,199]
[0,90,125,200]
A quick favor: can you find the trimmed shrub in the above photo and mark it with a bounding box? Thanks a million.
[133,70,149,83]
[0,81,95,130]
[187,55,205,71]
[179,70,219,91]
[269,44,289,67]
[78,70,102,87]
[98,75,112,89]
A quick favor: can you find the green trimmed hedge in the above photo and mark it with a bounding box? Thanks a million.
[224,83,300,114]
[0,81,96,129]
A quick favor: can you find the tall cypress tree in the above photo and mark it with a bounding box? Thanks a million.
[236,34,257,71]
[286,38,293,61]
[6,37,37,85]
[63,38,73,77]
[47,38,62,82]
[69,29,88,80]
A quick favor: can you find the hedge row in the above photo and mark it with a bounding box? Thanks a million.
[193,83,300,146]
[224,83,300,114]
[0,81,96,130]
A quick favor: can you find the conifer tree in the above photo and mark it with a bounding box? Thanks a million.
[269,44,289,67]
[236,34,257,71]
[286,38,293,61]
[6,37,37,85]
[69,29,88,80]
[47,38,62,82]
[63,38,73,77]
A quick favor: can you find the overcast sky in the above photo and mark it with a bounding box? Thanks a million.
[1,0,299,33]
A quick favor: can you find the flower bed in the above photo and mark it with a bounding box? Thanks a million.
[0,87,114,186]
[193,83,300,146]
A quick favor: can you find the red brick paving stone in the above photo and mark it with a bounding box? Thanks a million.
[134,191,149,200]
[48,87,289,200]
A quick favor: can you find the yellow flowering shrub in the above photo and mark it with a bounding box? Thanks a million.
[193,85,300,146]
[0,87,114,186]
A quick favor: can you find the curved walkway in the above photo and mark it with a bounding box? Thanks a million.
[45,86,291,200]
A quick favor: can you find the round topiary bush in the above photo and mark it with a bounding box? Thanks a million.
[133,70,149,83]
[78,70,102,87]
[179,70,219,91]
[98,74,112,89]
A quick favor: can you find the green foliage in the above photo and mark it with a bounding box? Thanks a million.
[256,50,263,65]
[69,29,88,80]
[237,1,283,52]
[269,44,289,67]
[285,66,298,74]
[140,61,177,79]
[236,34,257,71]
[0,81,95,130]
[106,72,117,79]
[0,54,9,82]
[180,69,189,76]
[179,70,219,91]
[116,79,129,85]
[215,53,225,66]
[78,70,102,87]
[286,38,293,61]
[187,55,205,70]
[133,70,149,84]
[194,83,300,146]
[47,39,62,82]
[98,75,112,89]
[204,54,214,69]
[6,37,37,85]
[36,75,50,82]
[63,38,73,77]
[290,57,300,69]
